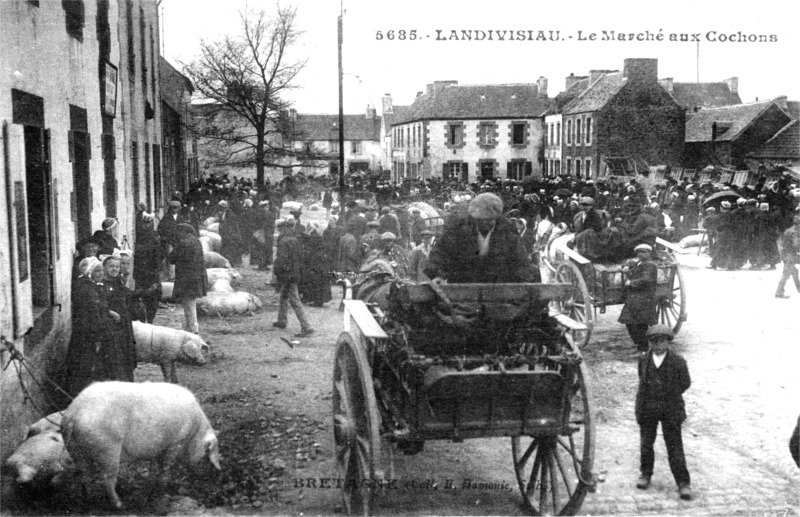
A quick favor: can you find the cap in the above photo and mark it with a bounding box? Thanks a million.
[243,199,253,208]
[646,324,674,341]
[634,243,653,252]
[218,200,229,208]
[421,230,434,237]
[169,200,182,208]
[468,193,503,220]
[380,232,396,240]
[366,221,380,228]
[721,201,731,209]
[102,217,117,230]
[736,198,746,205]
[705,207,717,213]
[381,206,390,214]
[759,203,769,211]
[579,197,595,206]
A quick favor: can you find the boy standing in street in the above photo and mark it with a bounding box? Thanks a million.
[635,324,692,501]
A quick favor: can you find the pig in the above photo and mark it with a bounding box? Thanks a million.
[203,251,231,269]
[160,281,174,301]
[205,222,220,234]
[198,230,222,251]
[132,321,209,383]
[209,278,234,293]
[62,381,221,510]
[202,216,218,228]
[206,267,242,287]
[5,413,73,485]
[199,236,212,252]
[197,291,262,317]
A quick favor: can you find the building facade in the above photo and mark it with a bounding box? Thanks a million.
[0,0,161,456]
[160,56,198,197]
[392,80,550,183]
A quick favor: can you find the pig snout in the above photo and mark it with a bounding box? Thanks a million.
[6,431,70,484]
[14,465,37,484]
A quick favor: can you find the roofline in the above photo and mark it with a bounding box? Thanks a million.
[726,99,783,141]
[762,119,798,144]
[686,99,784,143]
[562,72,625,115]
[390,114,548,127]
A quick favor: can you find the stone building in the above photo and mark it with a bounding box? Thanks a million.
[391,80,550,182]
[160,56,198,197]
[0,0,162,458]
[659,76,742,111]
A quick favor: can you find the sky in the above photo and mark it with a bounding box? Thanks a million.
[161,0,800,115]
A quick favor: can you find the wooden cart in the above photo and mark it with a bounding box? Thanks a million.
[541,236,687,348]
[333,281,597,516]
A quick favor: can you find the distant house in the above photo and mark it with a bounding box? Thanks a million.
[684,99,793,170]
[559,58,686,178]
[160,57,198,196]
[544,74,591,176]
[745,98,800,178]
[659,77,742,111]
[378,94,410,180]
[290,109,383,176]
[392,79,551,182]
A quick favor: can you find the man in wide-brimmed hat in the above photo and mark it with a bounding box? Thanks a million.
[424,192,537,283]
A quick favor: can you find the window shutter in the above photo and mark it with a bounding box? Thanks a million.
[526,161,533,176]
[85,133,91,160]
[70,191,77,222]
[507,161,512,179]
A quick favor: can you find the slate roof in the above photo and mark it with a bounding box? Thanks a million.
[394,83,551,125]
[160,57,193,112]
[545,78,590,115]
[684,100,779,143]
[747,120,800,159]
[563,73,627,115]
[784,101,800,120]
[670,82,741,110]
[294,114,382,141]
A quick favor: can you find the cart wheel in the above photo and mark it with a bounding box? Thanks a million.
[554,261,594,348]
[333,332,381,516]
[511,360,596,516]
[656,254,687,335]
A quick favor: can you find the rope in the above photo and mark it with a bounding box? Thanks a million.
[1,336,73,427]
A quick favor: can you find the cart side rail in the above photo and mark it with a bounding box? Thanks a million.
[342,299,387,340]
[555,240,592,265]
[402,282,577,305]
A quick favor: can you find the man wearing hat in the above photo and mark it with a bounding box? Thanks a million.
[378,206,401,238]
[273,219,314,337]
[409,208,427,246]
[635,324,692,501]
[360,221,382,253]
[616,198,658,258]
[370,232,409,278]
[619,243,659,353]
[93,217,121,256]
[409,230,435,282]
[218,199,243,267]
[424,192,537,283]
[170,223,208,335]
[158,200,188,278]
[573,197,597,234]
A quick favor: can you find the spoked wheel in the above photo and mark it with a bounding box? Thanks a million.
[511,360,596,515]
[655,253,687,335]
[554,261,594,348]
[333,332,381,516]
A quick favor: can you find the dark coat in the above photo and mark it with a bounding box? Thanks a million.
[618,211,658,254]
[635,350,690,425]
[157,212,187,247]
[424,215,536,283]
[618,258,658,325]
[300,231,332,304]
[274,232,303,284]
[218,208,243,265]
[133,230,162,289]
[170,234,208,300]
[92,231,120,255]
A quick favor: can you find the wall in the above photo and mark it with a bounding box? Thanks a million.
[0,0,159,465]
[421,118,544,181]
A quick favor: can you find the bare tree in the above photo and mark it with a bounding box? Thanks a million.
[183,5,313,185]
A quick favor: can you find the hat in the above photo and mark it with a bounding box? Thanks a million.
[380,232,396,240]
[721,201,731,209]
[634,243,653,252]
[759,203,769,211]
[687,195,696,201]
[421,230,434,237]
[142,211,155,222]
[76,236,99,251]
[381,206,390,214]
[102,217,118,231]
[705,207,717,213]
[736,198,746,205]
[468,193,503,219]
[366,221,380,228]
[243,199,253,208]
[411,208,420,214]
[79,257,103,278]
[169,200,182,208]
[218,200,229,208]
[290,209,302,217]
[579,197,595,206]
[646,324,674,341]
[259,200,270,206]
[649,202,660,209]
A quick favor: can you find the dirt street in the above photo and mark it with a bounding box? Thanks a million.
[2,213,799,516]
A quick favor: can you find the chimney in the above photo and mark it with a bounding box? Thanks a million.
[432,80,458,96]
[426,83,433,96]
[416,91,424,98]
[623,58,658,83]
[381,94,393,115]
[537,76,548,98]
[366,105,376,119]
[659,77,674,93]
[724,77,738,94]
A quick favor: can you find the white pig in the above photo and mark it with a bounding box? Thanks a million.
[209,278,234,293]
[203,251,231,269]
[206,267,242,287]
[5,413,73,485]
[202,216,218,229]
[62,381,221,510]
[205,222,220,234]
[160,281,174,302]
[197,291,262,317]
[132,321,209,383]
[199,236,212,252]
[198,230,222,251]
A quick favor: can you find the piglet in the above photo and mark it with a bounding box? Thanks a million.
[5,412,73,485]
[62,381,221,509]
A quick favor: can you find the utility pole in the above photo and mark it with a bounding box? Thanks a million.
[337,8,346,222]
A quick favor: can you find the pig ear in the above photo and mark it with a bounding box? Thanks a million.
[205,434,222,470]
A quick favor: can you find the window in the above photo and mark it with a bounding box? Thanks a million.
[585,159,592,178]
[351,141,362,154]
[444,162,468,182]
[406,127,410,147]
[566,120,572,144]
[480,160,495,179]
[329,140,340,154]
[446,123,464,147]
[566,158,572,175]
[585,118,592,145]
[575,159,581,178]
[556,122,561,145]
[576,119,582,144]
[548,124,554,146]
[479,122,496,147]
[126,0,134,75]
[512,122,526,145]
[507,160,530,180]
[63,0,85,40]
